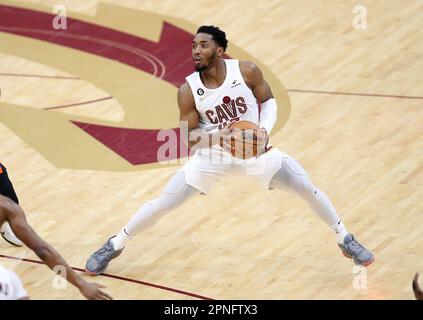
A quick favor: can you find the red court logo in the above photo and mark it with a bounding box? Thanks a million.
[0,2,290,171]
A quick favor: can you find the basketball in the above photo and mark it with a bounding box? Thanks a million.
[229,120,259,130]
[225,120,267,159]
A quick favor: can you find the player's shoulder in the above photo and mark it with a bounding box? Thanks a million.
[239,60,261,76]
[0,195,9,211]
[178,81,195,98]
[178,81,191,94]
[0,195,18,216]
[239,61,263,87]
[177,81,195,108]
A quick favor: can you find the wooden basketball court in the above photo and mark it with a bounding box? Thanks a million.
[0,0,422,299]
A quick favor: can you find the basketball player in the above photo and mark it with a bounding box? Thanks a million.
[0,264,28,300]
[413,273,423,300]
[0,162,22,246]
[86,25,374,275]
[0,164,112,299]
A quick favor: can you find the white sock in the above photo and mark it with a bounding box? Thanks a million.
[111,228,133,250]
[330,219,349,244]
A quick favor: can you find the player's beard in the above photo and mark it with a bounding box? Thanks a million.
[195,52,216,72]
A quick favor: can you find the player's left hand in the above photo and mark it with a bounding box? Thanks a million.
[224,127,269,159]
[228,127,268,146]
[217,123,234,149]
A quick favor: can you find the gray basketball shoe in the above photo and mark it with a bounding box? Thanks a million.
[338,234,374,266]
[85,236,123,275]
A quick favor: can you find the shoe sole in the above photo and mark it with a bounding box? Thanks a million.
[84,259,108,276]
[85,268,103,276]
[1,233,23,246]
[342,250,352,259]
[85,263,109,276]
[341,250,375,266]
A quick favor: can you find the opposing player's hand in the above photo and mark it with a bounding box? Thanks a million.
[80,282,113,300]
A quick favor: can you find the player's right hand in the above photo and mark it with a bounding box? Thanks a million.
[80,282,113,300]
[217,125,232,150]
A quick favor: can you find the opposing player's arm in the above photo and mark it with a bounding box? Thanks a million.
[240,61,277,135]
[0,196,112,300]
[413,273,423,300]
[177,82,227,149]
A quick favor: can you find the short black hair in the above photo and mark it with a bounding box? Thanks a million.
[196,25,228,52]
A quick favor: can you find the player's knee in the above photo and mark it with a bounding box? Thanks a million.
[283,157,308,177]
[303,184,322,203]
[155,188,192,212]
[163,172,189,195]
[290,178,316,200]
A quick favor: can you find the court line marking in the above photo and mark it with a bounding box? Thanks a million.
[0,253,213,300]
[2,72,421,100]
[0,72,79,79]
[287,88,423,100]
[44,96,113,110]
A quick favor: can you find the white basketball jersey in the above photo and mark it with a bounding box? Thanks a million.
[179,60,284,193]
[185,59,260,133]
[0,265,28,300]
